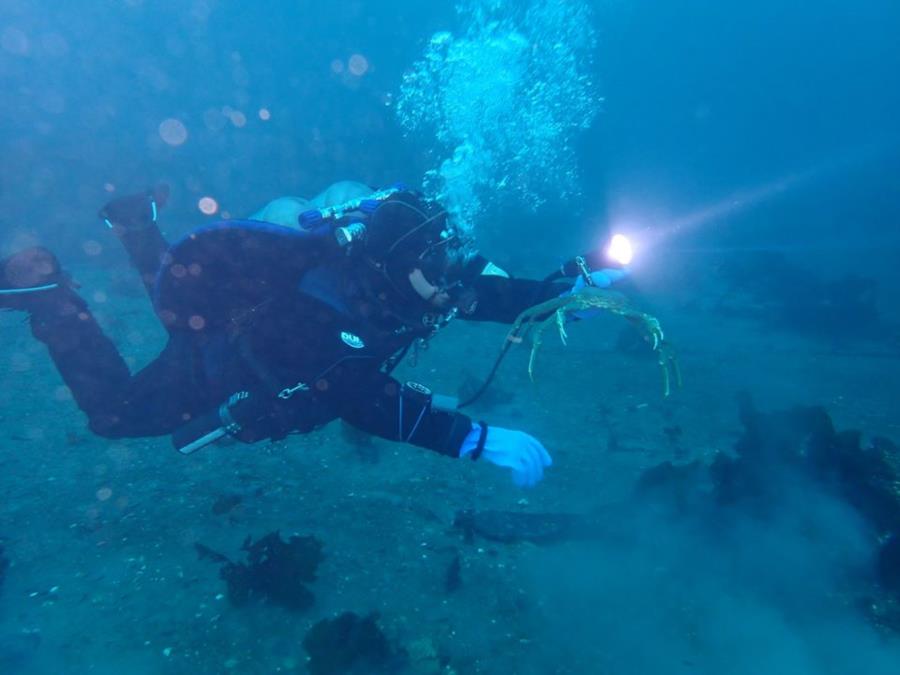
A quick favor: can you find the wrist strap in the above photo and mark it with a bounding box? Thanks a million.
[471,421,488,461]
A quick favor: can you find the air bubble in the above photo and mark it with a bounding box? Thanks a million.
[397,0,597,233]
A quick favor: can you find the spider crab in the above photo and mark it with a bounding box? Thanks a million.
[506,287,682,397]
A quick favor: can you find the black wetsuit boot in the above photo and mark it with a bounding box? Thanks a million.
[1,247,132,434]
[99,185,171,297]
[2,246,207,438]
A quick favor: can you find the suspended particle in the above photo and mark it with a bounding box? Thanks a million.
[1,27,30,56]
[198,196,218,215]
[82,240,103,256]
[159,118,188,146]
[348,54,369,76]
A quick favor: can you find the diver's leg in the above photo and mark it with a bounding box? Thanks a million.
[99,185,170,297]
[2,247,131,433]
[1,247,199,438]
[93,335,208,438]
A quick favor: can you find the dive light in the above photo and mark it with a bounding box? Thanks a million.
[547,233,634,283]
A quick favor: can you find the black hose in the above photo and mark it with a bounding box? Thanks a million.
[458,338,516,409]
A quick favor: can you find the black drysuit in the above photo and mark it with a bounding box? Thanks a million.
[26,218,565,457]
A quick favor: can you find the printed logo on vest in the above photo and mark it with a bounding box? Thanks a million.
[340,331,365,349]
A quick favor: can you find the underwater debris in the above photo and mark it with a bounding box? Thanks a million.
[211,493,242,516]
[194,542,230,564]
[302,612,404,675]
[454,509,606,545]
[444,553,462,593]
[195,532,323,611]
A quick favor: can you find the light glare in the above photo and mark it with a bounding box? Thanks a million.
[607,233,633,265]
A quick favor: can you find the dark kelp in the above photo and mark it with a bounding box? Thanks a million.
[710,393,900,533]
[195,531,323,611]
[639,393,900,631]
[211,493,242,516]
[444,552,461,593]
[303,612,405,675]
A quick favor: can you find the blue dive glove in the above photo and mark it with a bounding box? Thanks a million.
[573,268,629,291]
[459,424,553,487]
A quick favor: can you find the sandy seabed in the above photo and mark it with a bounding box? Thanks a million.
[1,261,898,674]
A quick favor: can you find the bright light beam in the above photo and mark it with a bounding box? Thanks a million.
[627,139,898,253]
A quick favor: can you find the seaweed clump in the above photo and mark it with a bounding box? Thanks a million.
[710,393,900,533]
[196,531,323,611]
[636,393,900,534]
[638,393,900,631]
[302,612,405,675]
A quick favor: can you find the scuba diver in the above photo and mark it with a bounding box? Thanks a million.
[0,183,629,487]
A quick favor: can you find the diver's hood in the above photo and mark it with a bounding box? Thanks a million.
[350,192,480,330]
[363,192,462,295]
[366,193,447,259]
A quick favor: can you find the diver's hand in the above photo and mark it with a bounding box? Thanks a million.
[459,424,552,487]
[573,268,629,292]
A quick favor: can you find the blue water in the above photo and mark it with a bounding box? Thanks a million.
[2,1,900,673]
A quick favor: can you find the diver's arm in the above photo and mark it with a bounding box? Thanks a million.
[335,369,551,485]
[184,358,552,484]
[337,369,473,456]
[461,255,630,324]
[192,372,471,454]
[465,273,570,324]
